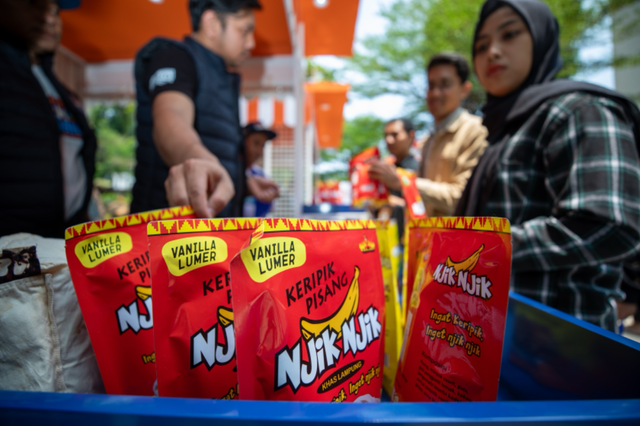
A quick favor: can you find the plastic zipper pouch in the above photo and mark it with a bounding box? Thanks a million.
[147,218,261,399]
[394,217,511,402]
[231,219,386,402]
[64,206,195,395]
[375,220,403,396]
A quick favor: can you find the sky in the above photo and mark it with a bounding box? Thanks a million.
[315,0,616,121]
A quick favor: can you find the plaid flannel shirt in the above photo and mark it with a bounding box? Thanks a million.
[481,92,640,330]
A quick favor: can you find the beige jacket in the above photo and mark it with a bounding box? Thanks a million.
[417,110,488,217]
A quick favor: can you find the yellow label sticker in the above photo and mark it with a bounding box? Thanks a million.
[162,236,228,276]
[75,232,132,268]
[241,237,306,282]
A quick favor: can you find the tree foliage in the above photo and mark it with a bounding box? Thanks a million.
[318,115,386,181]
[89,103,136,182]
[341,115,386,157]
[307,60,338,82]
[347,0,639,127]
[90,103,135,137]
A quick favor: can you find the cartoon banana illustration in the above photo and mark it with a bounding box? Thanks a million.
[445,244,484,275]
[300,265,360,340]
[409,260,427,310]
[135,285,152,301]
[218,307,234,327]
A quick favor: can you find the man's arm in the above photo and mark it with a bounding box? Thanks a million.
[247,174,280,203]
[153,91,235,217]
[152,91,218,166]
[367,161,401,191]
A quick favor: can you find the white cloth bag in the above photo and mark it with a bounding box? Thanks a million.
[0,233,104,393]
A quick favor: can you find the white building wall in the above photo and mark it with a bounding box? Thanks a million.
[613,3,640,105]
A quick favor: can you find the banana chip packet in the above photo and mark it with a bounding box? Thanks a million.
[230,219,386,402]
[64,206,195,395]
[375,220,403,397]
[147,218,260,399]
[394,217,511,402]
[350,147,388,208]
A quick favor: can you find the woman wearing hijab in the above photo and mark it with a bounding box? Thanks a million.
[456,0,640,331]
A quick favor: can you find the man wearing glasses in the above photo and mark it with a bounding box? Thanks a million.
[419,53,488,217]
[370,53,488,217]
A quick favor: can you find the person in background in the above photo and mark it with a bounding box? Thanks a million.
[0,0,49,46]
[0,0,96,238]
[0,0,107,394]
[241,122,279,217]
[132,0,278,218]
[456,0,640,331]
[368,118,420,236]
[368,54,488,219]
[417,53,488,217]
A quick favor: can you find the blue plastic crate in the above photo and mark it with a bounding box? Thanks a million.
[1,293,639,425]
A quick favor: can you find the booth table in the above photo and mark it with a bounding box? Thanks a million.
[1,293,639,425]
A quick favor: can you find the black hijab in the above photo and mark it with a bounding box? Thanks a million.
[455,0,640,216]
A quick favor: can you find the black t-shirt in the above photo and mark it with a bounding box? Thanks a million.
[396,153,420,172]
[144,44,197,102]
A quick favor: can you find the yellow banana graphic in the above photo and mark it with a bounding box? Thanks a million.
[445,244,484,275]
[300,265,360,340]
[135,285,152,301]
[218,307,234,327]
[410,259,427,310]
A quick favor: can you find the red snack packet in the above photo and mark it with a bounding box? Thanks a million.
[375,220,403,396]
[318,180,341,204]
[401,218,432,321]
[230,219,386,402]
[349,146,379,171]
[146,218,261,399]
[350,147,388,208]
[64,206,195,395]
[394,217,511,402]
[396,168,426,219]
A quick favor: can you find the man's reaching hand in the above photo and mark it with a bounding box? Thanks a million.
[165,158,235,218]
[368,160,402,191]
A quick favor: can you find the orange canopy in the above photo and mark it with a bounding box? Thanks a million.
[296,0,359,56]
[305,81,350,149]
[60,0,359,62]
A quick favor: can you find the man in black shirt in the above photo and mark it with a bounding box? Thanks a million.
[132,0,278,218]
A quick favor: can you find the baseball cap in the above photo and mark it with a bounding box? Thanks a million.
[243,122,277,140]
[58,0,81,10]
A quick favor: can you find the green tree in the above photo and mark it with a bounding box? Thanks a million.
[318,115,386,181]
[89,103,137,185]
[341,115,386,157]
[90,103,135,137]
[348,0,639,127]
[307,60,338,82]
